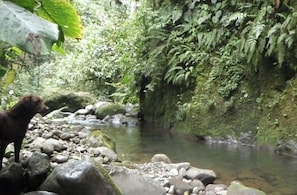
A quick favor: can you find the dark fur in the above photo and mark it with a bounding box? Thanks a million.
[0,95,48,169]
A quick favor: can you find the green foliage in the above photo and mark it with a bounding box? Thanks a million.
[139,0,297,100]
[10,0,83,39]
[237,2,297,70]
[0,1,59,56]
[0,0,83,96]
[15,0,142,102]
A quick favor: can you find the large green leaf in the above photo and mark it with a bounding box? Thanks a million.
[9,0,83,39]
[0,1,59,55]
[41,0,83,39]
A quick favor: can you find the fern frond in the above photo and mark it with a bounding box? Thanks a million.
[266,34,277,56]
[224,12,247,26]
[252,23,265,39]
[277,33,287,45]
[285,33,294,48]
[277,42,285,66]
[246,36,257,53]
[267,23,281,37]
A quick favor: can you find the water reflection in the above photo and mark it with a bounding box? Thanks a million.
[100,125,297,195]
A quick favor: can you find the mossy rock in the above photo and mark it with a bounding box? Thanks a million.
[227,181,266,195]
[95,103,126,119]
[87,130,116,151]
[93,160,122,195]
[43,90,94,113]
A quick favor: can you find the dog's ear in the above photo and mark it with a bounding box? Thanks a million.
[22,95,41,104]
[22,95,33,102]
[30,95,41,103]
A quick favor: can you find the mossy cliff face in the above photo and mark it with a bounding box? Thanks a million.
[257,75,297,144]
[139,80,188,129]
[140,62,297,145]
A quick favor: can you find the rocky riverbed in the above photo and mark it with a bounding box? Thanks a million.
[0,102,267,195]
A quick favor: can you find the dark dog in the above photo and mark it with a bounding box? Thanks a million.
[0,95,48,169]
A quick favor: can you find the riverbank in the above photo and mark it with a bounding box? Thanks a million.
[0,112,268,195]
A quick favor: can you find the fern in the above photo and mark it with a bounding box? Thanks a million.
[224,12,247,27]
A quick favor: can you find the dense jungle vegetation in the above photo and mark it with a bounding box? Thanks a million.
[1,0,297,145]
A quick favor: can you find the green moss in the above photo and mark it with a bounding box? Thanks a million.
[257,77,297,144]
[44,90,94,112]
[95,103,126,119]
[87,130,116,151]
[93,160,122,195]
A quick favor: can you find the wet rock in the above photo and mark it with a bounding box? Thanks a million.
[41,139,65,155]
[59,132,75,140]
[0,162,24,195]
[39,159,121,195]
[275,140,297,157]
[26,152,51,190]
[94,101,125,119]
[169,177,192,195]
[30,137,46,149]
[75,108,90,115]
[190,179,205,191]
[186,166,216,186]
[109,166,166,195]
[51,154,69,163]
[205,184,227,194]
[178,167,187,177]
[239,131,256,145]
[227,181,266,195]
[86,130,116,151]
[97,146,118,162]
[151,153,171,163]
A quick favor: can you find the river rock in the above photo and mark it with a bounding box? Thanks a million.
[108,166,166,195]
[51,154,69,163]
[227,181,266,195]
[26,152,51,190]
[30,137,46,149]
[39,159,121,195]
[41,138,65,155]
[190,179,205,191]
[97,146,118,162]
[168,177,192,195]
[205,184,227,194]
[151,153,171,163]
[0,162,24,195]
[94,101,125,119]
[186,166,216,186]
[75,108,90,115]
[274,140,297,157]
[86,130,116,151]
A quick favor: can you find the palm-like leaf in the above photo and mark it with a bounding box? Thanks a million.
[0,1,59,55]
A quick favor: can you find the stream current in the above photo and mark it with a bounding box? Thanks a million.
[99,125,297,195]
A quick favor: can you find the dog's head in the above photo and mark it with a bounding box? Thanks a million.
[21,94,49,114]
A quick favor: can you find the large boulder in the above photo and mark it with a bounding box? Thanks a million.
[39,159,121,195]
[108,166,166,195]
[44,91,94,113]
[0,162,24,195]
[94,101,126,119]
[186,166,216,186]
[151,153,171,163]
[25,152,51,191]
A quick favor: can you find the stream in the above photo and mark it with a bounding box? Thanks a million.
[99,125,297,195]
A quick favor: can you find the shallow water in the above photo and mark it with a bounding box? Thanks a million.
[99,125,297,195]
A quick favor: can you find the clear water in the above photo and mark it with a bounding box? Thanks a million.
[99,125,297,195]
